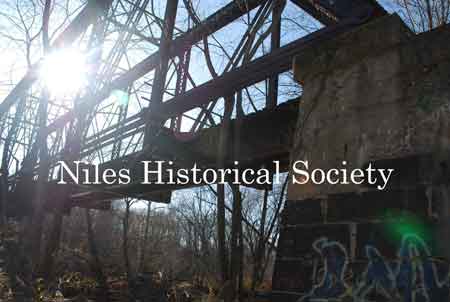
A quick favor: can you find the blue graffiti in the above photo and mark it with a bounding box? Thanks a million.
[300,234,450,302]
[300,237,350,301]
[354,245,397,300]
[394,234,449,302]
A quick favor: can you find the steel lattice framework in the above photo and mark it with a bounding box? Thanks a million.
[0,0,386,214]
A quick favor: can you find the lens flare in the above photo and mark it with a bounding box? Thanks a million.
[382,209,432,244]
[40,49,88,96]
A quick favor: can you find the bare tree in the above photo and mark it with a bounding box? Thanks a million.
[85,209,108,300]
[138,200,152,273]
[0,0,81,69]
[122,198,136,286]
[393,0,450,32]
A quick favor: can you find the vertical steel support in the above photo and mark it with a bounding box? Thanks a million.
[144,0,179,145]
[171,47,191,132]
[267,0,286,109]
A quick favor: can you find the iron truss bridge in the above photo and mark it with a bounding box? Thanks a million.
[0,0,386,215]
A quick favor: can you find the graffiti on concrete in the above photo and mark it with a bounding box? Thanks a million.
[300,234,450,302]
[306,237,350,299]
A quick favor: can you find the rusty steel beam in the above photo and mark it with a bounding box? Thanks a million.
[0,0,111,119]
[145,0,179,140]
[290,0,386,25]
[267,0,286,109]
[290,0,338,25]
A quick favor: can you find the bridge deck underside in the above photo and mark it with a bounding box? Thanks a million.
[68,99,298,208]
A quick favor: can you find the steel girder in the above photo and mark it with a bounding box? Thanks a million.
[290,0,386,25]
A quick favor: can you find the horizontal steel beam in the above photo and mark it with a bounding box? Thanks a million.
[290,0,386,25]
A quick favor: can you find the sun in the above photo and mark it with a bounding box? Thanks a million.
[40,49,89,96]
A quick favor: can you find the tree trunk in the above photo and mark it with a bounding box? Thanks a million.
[40,207,63,280]
[229,184,243,301]
[42,0,51,51]
[139,201,151,272]
[85,209,108,300]
[216,96,234,282]
[252,189,269,291]
[229,90,244,301]
[30,0,52,269]
[123,199,132,285]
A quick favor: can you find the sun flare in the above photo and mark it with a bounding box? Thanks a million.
[40,49,88,96]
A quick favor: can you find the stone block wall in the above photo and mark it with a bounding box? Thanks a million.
[273,184,445,301]
[288,15,450,200]
[272,14,450,302]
